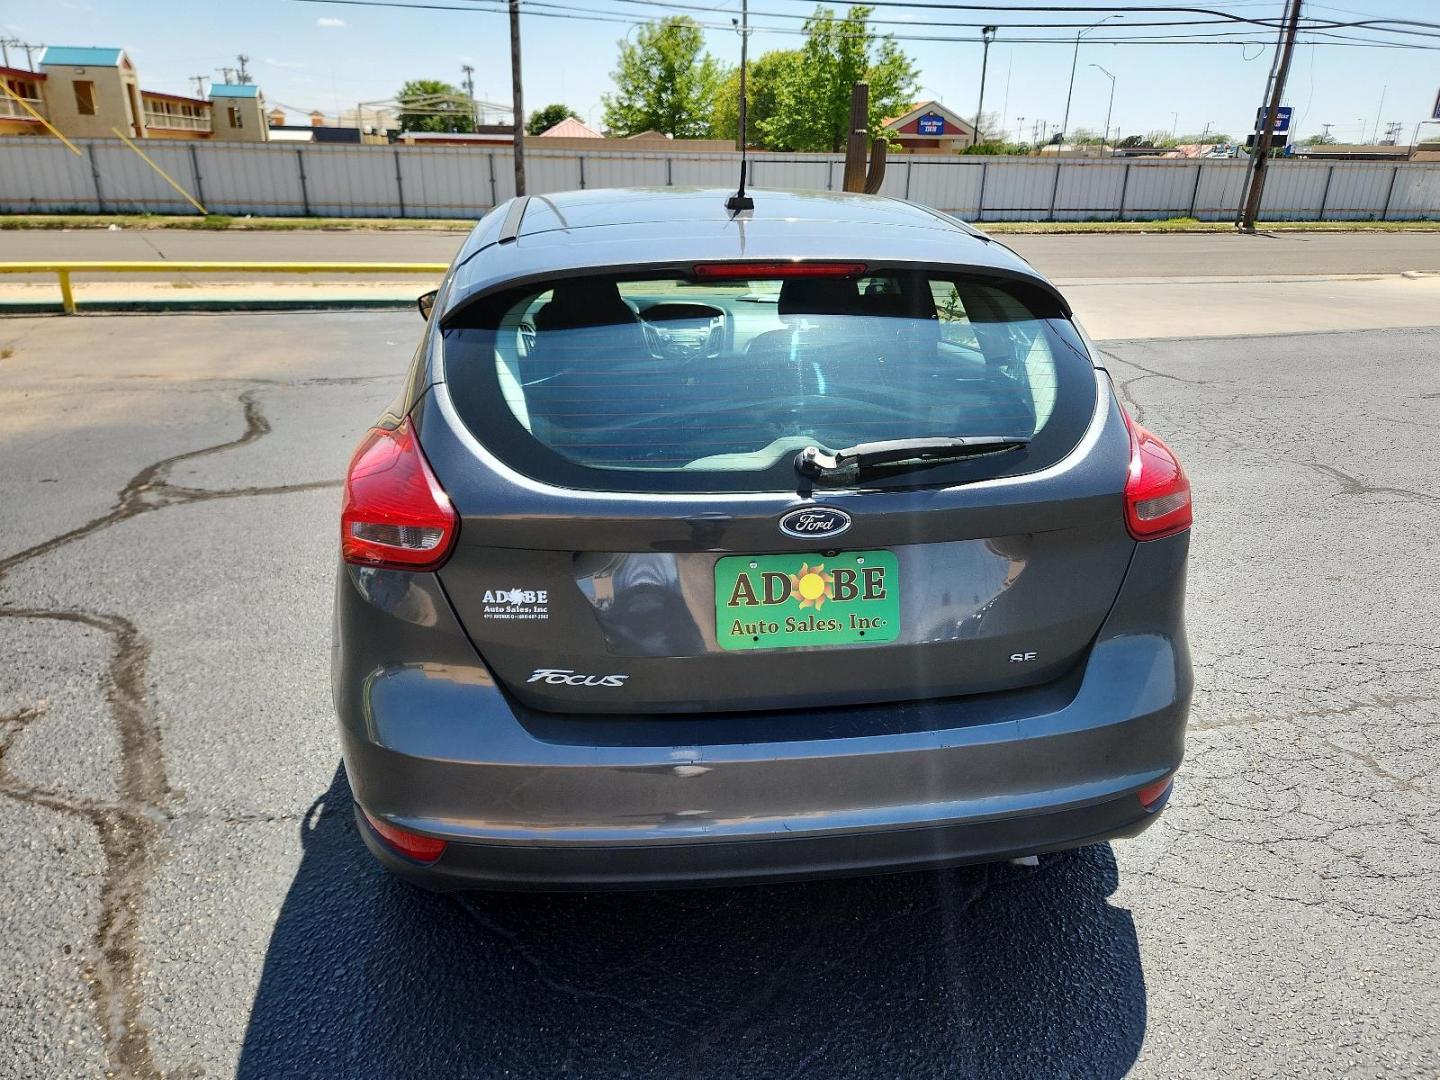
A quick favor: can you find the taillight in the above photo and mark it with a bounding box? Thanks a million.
[361,809,447,863]
[1137,775,1174,812]
[1123,412,1192,540]
[691,261,867,280]
[341,419,458,571]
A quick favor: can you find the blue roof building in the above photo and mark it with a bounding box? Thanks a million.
[209,83,261,99]
[38,46,126,68]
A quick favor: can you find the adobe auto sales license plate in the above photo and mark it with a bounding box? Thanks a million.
[714,550,901,651]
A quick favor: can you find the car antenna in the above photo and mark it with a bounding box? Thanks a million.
[726,0,755,212]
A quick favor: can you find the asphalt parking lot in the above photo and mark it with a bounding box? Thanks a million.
[1,310,1437,1079]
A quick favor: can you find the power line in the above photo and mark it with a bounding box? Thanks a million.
[292,0,1440,48]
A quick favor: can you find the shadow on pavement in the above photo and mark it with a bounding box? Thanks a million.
[238,765,1147,1079]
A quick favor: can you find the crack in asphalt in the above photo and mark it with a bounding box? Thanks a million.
[0,609,167,1080]
[1303,461,1440,507]
[0,385,341,1080]
[0,388,338,582]
[1190,692,1434,732]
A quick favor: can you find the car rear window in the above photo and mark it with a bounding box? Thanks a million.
[441,267,1097,493]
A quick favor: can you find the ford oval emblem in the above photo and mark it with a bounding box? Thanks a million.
[778,506,852,540]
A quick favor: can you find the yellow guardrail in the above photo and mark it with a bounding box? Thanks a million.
[0,261,450,315]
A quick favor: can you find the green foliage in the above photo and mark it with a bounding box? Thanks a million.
[760,5,919,153]
[602,17,726,138]
[1156,132,1234,147]
[525,103,581,136]
[710,49,800,148]
[960,142,1031,156]
[395,79,475,133]
[1300,132,1337,145]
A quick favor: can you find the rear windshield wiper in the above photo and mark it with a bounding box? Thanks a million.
[795,436,1030,483]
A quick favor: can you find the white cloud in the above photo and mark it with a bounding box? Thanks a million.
[316,16,346,28]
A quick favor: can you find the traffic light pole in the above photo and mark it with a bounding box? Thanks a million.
[1238,0,1302,232]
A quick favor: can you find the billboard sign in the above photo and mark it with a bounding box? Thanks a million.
[917,113,946,136]
[1433,88,1440,121]
[1255,106,1293,134]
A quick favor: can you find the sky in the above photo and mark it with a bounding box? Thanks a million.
[4,0,1439,143]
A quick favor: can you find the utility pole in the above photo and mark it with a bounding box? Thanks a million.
[972,26,996,148]
[733,0,752,153]
[1238,0,1302,232]
[461,63,477,129]
[189,75,208,98]
[236,55,251,84]
[1321,122,1333,141]
[0,36,43,70]
[508,0,526,196]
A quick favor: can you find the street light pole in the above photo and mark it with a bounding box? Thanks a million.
[1060,15,1121,146]
[1090,64,1116,155]
[972,26,996,148]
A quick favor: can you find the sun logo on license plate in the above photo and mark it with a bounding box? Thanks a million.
[788,563,835,610]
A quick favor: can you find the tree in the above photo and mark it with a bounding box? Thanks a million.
[395,79,475,133]
[760,5,918,153]
[526,103,581,136]
[1158,132,1234,147]
[710,49,800,148]
[1300,131,1337,145]
[602,17,726,138]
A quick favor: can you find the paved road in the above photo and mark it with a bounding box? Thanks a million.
[4,227,1440,281]
[0,311,1437,1078]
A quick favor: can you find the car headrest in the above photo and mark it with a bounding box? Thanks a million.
[777,277,860,319]
[534,280,637,332]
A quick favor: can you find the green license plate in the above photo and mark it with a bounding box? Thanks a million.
[714,550,900,651]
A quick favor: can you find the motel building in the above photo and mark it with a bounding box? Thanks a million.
[0,46,266,142]
[881,101,977,153]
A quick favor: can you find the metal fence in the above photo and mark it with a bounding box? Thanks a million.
[3,136,1439,221]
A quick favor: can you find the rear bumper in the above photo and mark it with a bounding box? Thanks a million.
[356,783,1170,892]
[334,534,1191,892]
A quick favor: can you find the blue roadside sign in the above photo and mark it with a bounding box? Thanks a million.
[1255,106,1293,134]
[1433,88,1440,120]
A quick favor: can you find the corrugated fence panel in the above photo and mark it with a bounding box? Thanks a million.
[5,138,1440,220]
[197,144,305,215]
[580,152,669,189]
[1191,162,1246,220]
[667,153,733,187]
[1123,163,1201,217]
[1322,164,1397,220]
[0,139,95,211]
[88,141,197,214]
[396,147,494,218]
[1052,162,1128,221]
[1258,162,1329,220]
[907,158,984,214]
[300,145,401,216]
[1387,165,1440,219]
[526,151,582,195]
[750,155,831,191]
[975,159,1051,219]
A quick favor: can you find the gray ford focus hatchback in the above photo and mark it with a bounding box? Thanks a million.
[333,188,1192,891]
